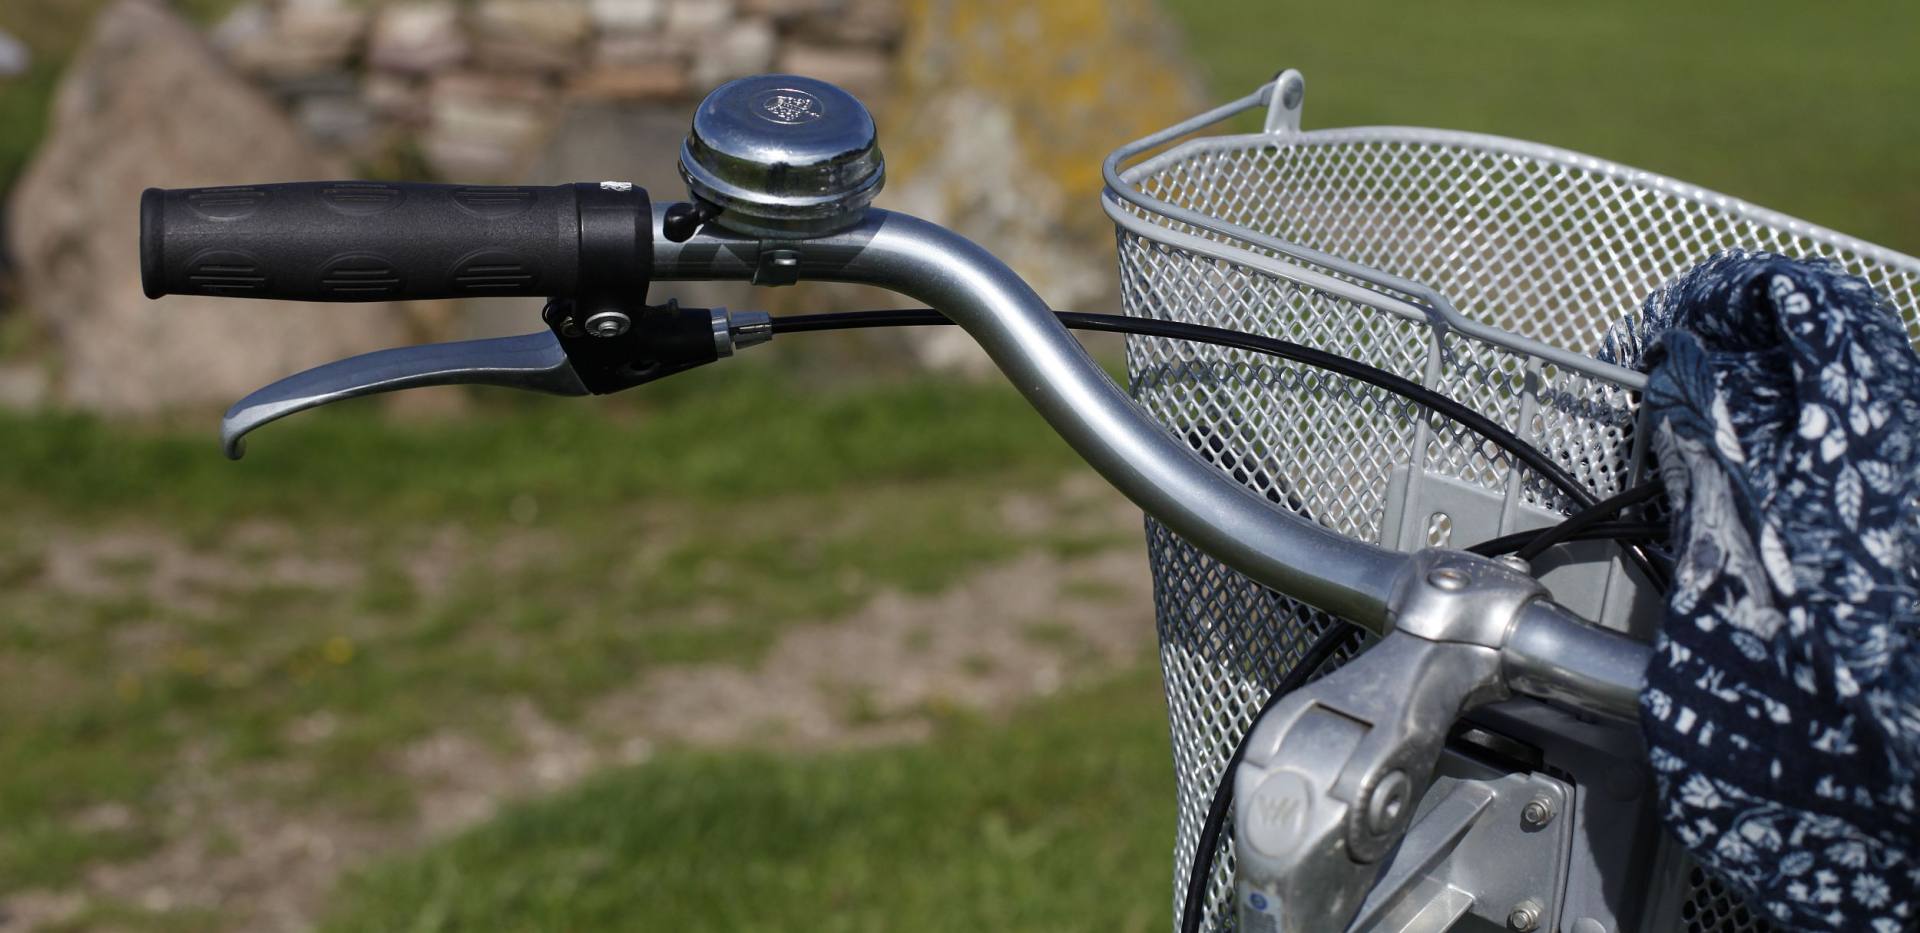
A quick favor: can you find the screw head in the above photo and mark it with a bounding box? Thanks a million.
[1427,567,1470,591]
[1496,554,1532,574]
[1521,794,1556,828]
[584,310,631,338]
[1507,901,1542,931]
[1365,770,1411,834]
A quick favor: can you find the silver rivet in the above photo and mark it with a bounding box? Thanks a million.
[1521,794,1556,828]
[1427,567,1470,591]
[585,310,631,337]
[1281,75,1304,109]
[1507,901,1542,931]
[1365,770,1410,834]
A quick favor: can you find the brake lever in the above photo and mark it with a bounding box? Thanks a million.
[221,331,588,459]
[222,302,771,459]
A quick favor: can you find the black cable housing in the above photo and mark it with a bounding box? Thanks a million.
[1466,521,1669,559]
[774,310,1589,501]
[1177,622,1359,933]
[768,309,1669,584]
[1512,481,1664,563]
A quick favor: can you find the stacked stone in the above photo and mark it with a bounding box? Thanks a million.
[209,0,903,181]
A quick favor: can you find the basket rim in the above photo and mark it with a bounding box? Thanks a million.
[1101,76,1920,393]
[1122,123,1920,276]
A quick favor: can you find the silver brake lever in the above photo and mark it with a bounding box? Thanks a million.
[221,331,588,460]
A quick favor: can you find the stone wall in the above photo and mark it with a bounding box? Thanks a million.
[208,0,903,182]
[6,0,415,414]
[887,0,1205,326]
[4,0,1208,411]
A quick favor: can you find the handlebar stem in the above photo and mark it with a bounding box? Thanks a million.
[1231,550,1643,931]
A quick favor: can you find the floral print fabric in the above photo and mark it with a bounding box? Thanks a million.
[1598,251,1920,932]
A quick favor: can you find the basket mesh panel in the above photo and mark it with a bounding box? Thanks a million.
[1680,867,1782,933]
[1115,132,1920,932]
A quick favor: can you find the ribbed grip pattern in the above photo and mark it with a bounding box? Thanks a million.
[141,181,651,302]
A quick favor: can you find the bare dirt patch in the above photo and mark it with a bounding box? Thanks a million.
[610,548,1151,748]
[2,485,1156,932]
[41,527,363,613]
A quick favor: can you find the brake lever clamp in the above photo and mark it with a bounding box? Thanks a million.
[540,298,761,395]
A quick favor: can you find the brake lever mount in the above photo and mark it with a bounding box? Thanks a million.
[540,298,759,395]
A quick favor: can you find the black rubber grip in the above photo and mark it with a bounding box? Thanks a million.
[140,181,651,302]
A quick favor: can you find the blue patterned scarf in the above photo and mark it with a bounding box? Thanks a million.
[1599,251,1920,932]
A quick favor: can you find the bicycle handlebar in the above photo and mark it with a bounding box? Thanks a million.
[140,182,651,302]
[140,183,1648,717]
[144,73,1663,933]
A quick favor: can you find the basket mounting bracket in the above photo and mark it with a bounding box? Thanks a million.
[1263,68,1307,135]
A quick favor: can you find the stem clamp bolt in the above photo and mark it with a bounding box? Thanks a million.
[1496,554,1532,574]
[1507,900,1542,931]
[1521,794,1556,829]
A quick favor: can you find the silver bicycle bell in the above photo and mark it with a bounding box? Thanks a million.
[677,74,885,239]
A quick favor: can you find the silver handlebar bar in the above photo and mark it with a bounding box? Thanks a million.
[653,206,1410,632]
[651,204,1649,722]
[214,196,1649,723]
[209,195,1649,720]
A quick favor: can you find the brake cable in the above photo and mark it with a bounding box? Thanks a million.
[1176,621,1363,933]
[768,309,1672,584]
[1468,480,1671,589]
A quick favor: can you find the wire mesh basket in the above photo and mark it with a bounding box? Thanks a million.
[1102,70,1920,932]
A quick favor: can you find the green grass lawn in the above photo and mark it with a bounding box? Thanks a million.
[0,360,1081,527]
[1161,0,1920,256]
[0,359,1142,923]
[318,667,1174,933]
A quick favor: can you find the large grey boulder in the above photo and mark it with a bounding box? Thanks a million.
[7,0,409,414]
